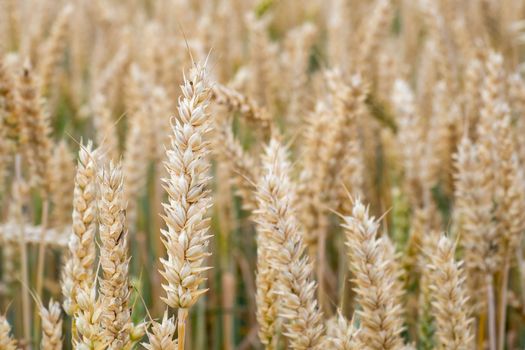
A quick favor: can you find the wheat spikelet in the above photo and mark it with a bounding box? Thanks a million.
[426,235,474,350]
[97,161,132,349]
[254,138,324,350]
[342,199,404,350]
[255,235,279,349]
[0,315,17,350]
[74,281,105,349]
[50,140,75,230]
[40,299,63,350]
[62,141,98,316]
[38,3,73,95]
[323,312,359,350]
[142,311,178,350]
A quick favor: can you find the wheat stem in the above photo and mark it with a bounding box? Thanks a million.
[487,274,497,350]
[15,154,31,346]
[35,198,49,299]
[497,254,510,350]
[177,308,188,350]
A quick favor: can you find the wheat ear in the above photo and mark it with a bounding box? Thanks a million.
[0,55,24,147]
[62,141,98,316]
[426,235,474,350]
[159,62,213,350]
[254,138,324,350]
[342,199,405,350]
[0,315,17,350]
[40,299,63,350]
[323,311,359,350]
[50,140,75,230]
[97,161,132,349]
[38,3,73,95]
[142,311,178,350]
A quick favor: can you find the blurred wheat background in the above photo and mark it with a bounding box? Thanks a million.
[1,0,525,349]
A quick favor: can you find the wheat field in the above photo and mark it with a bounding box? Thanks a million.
[1,0,525,349]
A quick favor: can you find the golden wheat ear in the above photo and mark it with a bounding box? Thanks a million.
[0,314,17,350]
[253,137,325,349]
[342,198,405,350]
[142,310,178,350]
[426,234,474,349]
[97,161,133,349]
[39,299,63,350]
